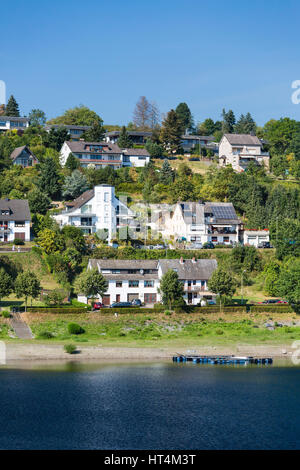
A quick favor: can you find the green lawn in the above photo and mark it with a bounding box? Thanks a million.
[20,311,300,347]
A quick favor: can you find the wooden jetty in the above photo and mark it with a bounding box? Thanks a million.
[173,354,273,365]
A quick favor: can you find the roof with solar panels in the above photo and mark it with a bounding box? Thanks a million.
[204,202,240,224]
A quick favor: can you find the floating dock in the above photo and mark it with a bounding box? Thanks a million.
[173,355,273,365]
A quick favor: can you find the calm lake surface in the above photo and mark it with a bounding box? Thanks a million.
[0,362,299,450]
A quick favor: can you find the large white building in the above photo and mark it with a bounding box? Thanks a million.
[81,257,218,306]
[60,141,150,168]
[154,201,241,245]
[219,134,270,172]
[0,199,31,242]
[53,185,133,241]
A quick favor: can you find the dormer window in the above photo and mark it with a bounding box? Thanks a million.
[1,209,10,216]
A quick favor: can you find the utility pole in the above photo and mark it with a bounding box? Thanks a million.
[241,269,246,305]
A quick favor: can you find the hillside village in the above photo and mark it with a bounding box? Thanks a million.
[0,95,299,316]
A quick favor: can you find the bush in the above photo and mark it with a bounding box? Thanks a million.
[64,344,76,354]
[1,310,10,318]
[14,238,25,245]
[68,323,85,335]
[38,331,54,339]
[165,310,172,315]
[27,307,89,314]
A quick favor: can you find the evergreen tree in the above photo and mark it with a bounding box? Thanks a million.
[117,126,132,148]
[28,188,51,215]
[5,95,20,116]
[62,170,89,200]
[175,102,193,133]
[82,120,105,141]
[160,109,183,154]
[37,158,62,200]
[244,112,256,134]
[222,109,236,133]
[44,127,70,151]
[65,153,80,171]
[160,159,174,185]
[159,269,184,309]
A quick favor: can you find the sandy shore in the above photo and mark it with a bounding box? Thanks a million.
[3,342,296,363]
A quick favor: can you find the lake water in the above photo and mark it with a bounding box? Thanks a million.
[0,362,299,450]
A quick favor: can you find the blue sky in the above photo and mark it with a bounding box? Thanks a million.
[1,0,300,126]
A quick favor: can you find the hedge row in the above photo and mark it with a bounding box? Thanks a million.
[27,307,90,314]
[249,305,293,313]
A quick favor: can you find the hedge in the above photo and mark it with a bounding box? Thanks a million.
[249,305,294,313]
[27,307,90,314]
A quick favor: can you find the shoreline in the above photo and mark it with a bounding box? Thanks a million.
[2,342,296,363]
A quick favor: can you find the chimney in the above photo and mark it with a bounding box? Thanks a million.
[192,257,196,264]
[180,257,184,265]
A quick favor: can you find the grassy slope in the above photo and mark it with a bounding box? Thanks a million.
[153,157,213,174]
[21,311,300,348]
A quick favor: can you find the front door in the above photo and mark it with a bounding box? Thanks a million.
[116,294,120,302]
[188,293,193,304]
[102,295,110,306]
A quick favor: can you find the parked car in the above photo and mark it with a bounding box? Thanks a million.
[92,302,104,310]
[258,299,285,304]
[152,244,166,250]
[206,300,217,305]
[110,302,132,308]
[258,241,273,249]
[131,298,142,306]
[203,242,215,249]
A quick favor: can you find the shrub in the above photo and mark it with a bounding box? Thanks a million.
[14,238,25,245]
[1,310,10,318]
[68,323,85,335]
[38,331,54,339]
[64,344,76,354]
[165,310,172,316]
[216,329,224,335]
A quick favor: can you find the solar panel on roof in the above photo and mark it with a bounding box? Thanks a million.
[212,205,237,220]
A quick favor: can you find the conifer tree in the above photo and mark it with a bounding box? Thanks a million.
[5,95,20,116]
[160,159,174,185]
[117,126,132,148]
[160,110,183,154]
[38,158,61,200]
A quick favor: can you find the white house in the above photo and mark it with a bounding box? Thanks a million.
[219,134,270,172]
[156,201,240,245]
[243,230,270,248]
[60,141,123,169]
[0,199,31,242]
[81,257,218,306]
[122,148,150,167]
[53,185,133,242]
[0,116,30,133]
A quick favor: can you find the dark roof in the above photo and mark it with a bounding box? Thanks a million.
[204,202,239,222]
[89,259,158,270]
[66,141,122,154]
[122,148,150,156]
[181,135,214,141]
[0,116,29,122]
[223,134,262,146]
[0,199,31,221]
[159,259,217,280]
[45,124,91,131]
[178,202,205,224]
[10,145,39,162]
[105,131,153,137]
[65,189,94,210]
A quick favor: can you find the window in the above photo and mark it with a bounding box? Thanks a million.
[104,217,109,223]
[223,236,230,242]
[116,281,122,288]
[15,221,25,227]
[104,192,109,202]
[144,280,154,287]
[212,237,218,242]
[129,280,139,287]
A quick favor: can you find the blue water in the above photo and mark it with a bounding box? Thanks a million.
[0,362,299,449]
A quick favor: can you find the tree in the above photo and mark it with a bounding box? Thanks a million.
[62,170,89,199]
[159,269,184,309]
[5,95,20,116]
[65,153,80,171]
[74,268,108,304]
[235,112,256,134]
[149,101,160,129]
[133,96,151,129]
[37,158,62,199]
[48,105,103,126]
[175,102,193,133]
[263,118,300,155]
[29,109,47,126]
[197,118,216,136]
[82,121,105,141]
[278,259,300,312]
[28,188,51,215]
[37,228,65,254]
[0,268,13,302]
[222,109,236,134]
[145,140,163,157]
[262,261,281,296]
[117,126,132,148]
[44,127,70,151]
[160,159,174,185]
[172,176,195,202]
[14,271,41,311]
[208,267,236,302]
[160,110,183,154]
[270,154,289,178]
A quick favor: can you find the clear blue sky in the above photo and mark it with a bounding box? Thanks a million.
[2,0,300,126]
